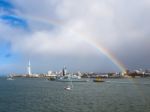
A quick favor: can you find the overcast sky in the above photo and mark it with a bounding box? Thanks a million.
[0,0,150,74]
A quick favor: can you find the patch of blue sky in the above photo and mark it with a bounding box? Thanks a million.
[0,54,21,65]
[0,0,29,30]
[0,15,29,29]
[0,40,11,57]
[0,0,14,13]
[0,40,20,64]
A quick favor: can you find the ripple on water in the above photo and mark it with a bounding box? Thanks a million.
[0,78,150,112]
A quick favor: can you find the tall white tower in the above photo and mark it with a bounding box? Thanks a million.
[28,60,32,75]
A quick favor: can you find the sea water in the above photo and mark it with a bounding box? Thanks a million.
[0,77,150,112]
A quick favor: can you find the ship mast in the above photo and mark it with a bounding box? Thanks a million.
[62,66,67,76]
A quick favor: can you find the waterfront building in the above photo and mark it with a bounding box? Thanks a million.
[47,70,57,77]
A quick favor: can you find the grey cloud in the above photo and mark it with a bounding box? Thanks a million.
[1,0,150,73]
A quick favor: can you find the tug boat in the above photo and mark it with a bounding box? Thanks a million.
[93,77,105,82]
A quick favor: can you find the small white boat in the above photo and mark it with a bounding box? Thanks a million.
[7,77,14,80]
[64,86,71,90]
[64,75,73,91]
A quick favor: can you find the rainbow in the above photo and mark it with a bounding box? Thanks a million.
[21,14,126,72]
[24,16,150,105]
[71,30,126,72]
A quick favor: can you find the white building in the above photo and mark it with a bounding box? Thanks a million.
[47,70,57,77]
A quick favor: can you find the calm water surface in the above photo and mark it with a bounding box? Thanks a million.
[0,78,150,112]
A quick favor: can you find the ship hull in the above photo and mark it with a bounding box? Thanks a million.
[56,78,88,82]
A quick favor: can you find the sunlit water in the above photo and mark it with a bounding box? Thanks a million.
[0,78,150,112]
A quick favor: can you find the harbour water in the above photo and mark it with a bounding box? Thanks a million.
[0,78,150,112]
